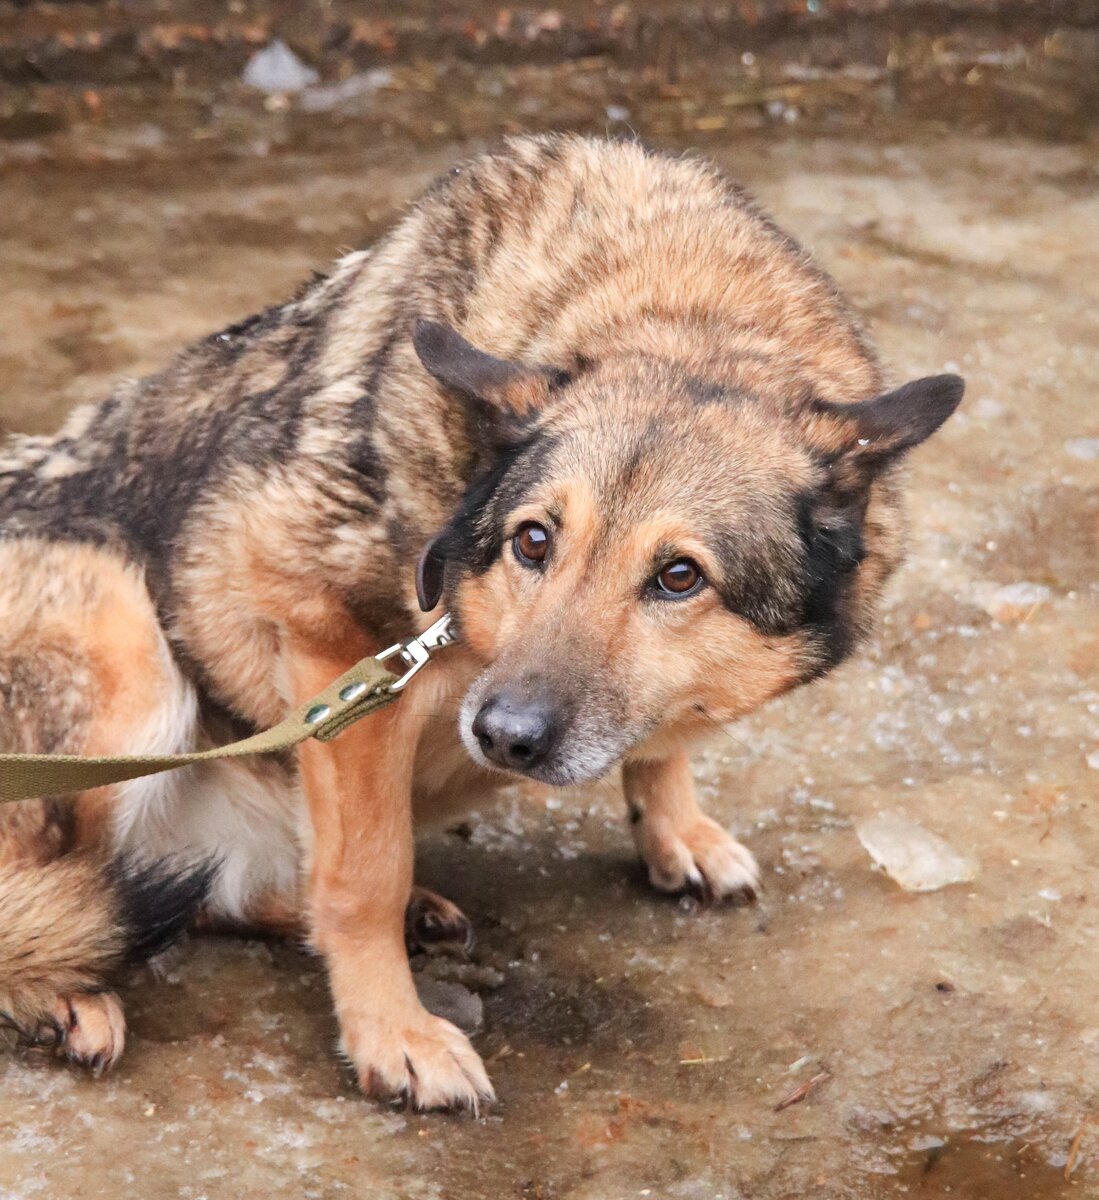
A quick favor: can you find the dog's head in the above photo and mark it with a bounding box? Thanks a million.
[413,320,963,786]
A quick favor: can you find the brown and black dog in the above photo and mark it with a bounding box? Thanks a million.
[0,134,962,1108]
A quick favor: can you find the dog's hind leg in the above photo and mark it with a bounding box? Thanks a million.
[0,540,214,1072]
[623,751,760,904]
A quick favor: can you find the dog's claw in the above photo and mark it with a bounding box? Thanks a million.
[685,870,711,905]
[340,1007,495,1113]
[47,993,126,1074]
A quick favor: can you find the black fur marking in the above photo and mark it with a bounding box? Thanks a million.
[0,304,320,586]
[42,797,77,855]
[711,521,806,637]
[708,471,869,656]
[429,432,560,590]
[796,491,865,666]
[204,303,285,359]
[349,329,400,429]
[682,375,735,407]
[109,853,219,964]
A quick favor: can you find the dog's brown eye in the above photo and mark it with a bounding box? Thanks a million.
[514,522,550,566]
[654,558,703,598]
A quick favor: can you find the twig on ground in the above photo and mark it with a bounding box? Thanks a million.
[1065,1114,1094,1181]
[774,1071,831,1113]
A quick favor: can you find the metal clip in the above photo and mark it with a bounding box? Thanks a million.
[375,613,457,692]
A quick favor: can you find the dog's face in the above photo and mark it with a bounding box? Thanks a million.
[413,321,963,786]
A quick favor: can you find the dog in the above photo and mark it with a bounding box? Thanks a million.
[0,134,962,1109]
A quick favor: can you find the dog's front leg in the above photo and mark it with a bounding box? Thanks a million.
[289,645,493,1111]
[623,751,760,903]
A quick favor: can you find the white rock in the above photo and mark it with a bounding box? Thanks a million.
[242,40,319,94]
[1065,437,1099,461]
[856,814,978,892]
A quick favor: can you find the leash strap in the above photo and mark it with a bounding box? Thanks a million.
[0,614,456,805]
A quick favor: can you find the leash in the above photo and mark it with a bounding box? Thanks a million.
[0,614,457,805]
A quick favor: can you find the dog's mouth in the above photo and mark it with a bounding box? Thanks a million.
[457,681,624,787]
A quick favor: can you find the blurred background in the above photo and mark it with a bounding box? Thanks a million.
[1,4,1097,1199]
[2,0,1097,436]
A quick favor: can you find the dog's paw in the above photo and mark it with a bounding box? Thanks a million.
[636,814,760,904]
[339,1006,494,1112]
[405,887,474,957]
[41,992,126,1076]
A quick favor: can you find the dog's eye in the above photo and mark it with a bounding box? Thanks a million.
[513,522,550,567]
[653,558,704,598]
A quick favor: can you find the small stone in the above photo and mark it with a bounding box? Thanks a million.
[415,978,483,1034]
[242,40,319,94]
[856,814,978,892]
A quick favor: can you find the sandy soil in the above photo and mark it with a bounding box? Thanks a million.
[0,18,1097,1198]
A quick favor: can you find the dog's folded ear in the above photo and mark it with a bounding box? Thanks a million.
[412,318,568,443]
[416,531,447,612]
[817,374,964,471]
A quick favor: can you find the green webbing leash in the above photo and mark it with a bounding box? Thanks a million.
[0,614,456,805]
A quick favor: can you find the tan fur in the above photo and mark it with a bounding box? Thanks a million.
[0,136,959,1107]
[624,753,759,899]
[0,856,127,1069]
[289,636,493,1108]
[0,542,180,1066]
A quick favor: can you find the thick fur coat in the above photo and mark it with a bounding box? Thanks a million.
[0,135,961,1106]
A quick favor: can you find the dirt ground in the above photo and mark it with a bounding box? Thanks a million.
[0,6,1097,1198]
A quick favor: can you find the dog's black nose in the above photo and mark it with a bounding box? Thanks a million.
[472,693,557,772]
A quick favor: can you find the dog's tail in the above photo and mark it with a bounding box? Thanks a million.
[0,851,216,1045]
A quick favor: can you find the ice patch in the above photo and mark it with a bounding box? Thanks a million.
[973,581,1053,623]
[1064,437,1099,461]
[242,41,319,94]
[299,69,393,113]
[856,814,978,892]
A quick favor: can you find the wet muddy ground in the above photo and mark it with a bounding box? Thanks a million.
[0,5,1097,1197]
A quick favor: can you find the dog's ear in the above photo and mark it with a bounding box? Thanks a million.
[817,374,964,472]
[412,318,567,442]
[416,531,447,612]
